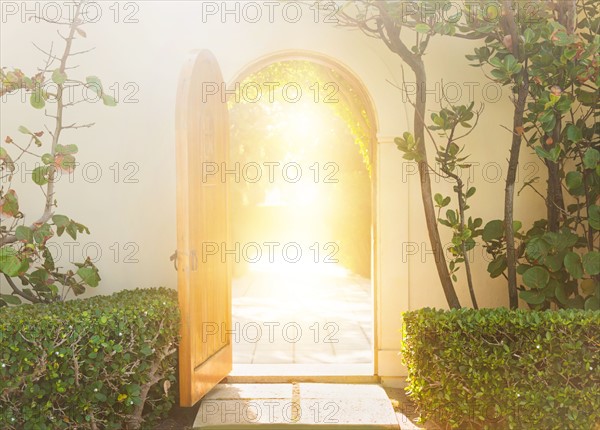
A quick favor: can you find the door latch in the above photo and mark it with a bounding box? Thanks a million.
[170,250,178,271]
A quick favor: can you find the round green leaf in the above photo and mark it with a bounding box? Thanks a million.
[519,289,546,305]
[30,89,45,109]
[41,153,54,165]
[583,148,600,169]
[566,124,582,142]
[523,266,550,289]
[32,166,49,186]
[589,205,600,230]
[77,267,100,288]
[582,251,600,276]
[483,220,504,241]
[564,252,584,279]
[52,215,70,228]
[0,294,21,305]
[55,144,78,155]
[52,69,67,85]
[565,171,583,192]
[542,279,559,298]
[102,93,117,107]
[580,279,597,296]
[555,283,569,305]
[0,255,23,277]
[487,255,507,278]
[86,76,103,95]
[15,226,34,243]
[544,253,564,272]
[526,237,551,260]
[33,223,53,243]
[446,209,458,225]
[584,296,600,311]
[415,23,431,33]
[0,190,19,216]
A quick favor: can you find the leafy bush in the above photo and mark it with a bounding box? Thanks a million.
[402,308,600,429]
[0,288,179,430]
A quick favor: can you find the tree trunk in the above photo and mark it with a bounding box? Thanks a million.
[413,60,461,309]
[504,67,529,310]
[545,102,566,233]
[545,160,565,232]
[357,3,461,308]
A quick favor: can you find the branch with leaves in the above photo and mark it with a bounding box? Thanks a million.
[0,1,116,306]
[319,0,598,310]
[323,0,466,308]
[461,0,599,310]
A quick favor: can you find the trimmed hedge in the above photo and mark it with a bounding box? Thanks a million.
[402,308,600,430]
[0,287,179,430]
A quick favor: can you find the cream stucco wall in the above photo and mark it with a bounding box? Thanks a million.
[0,1,545,380]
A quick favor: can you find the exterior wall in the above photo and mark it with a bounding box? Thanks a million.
[0,2,545,379]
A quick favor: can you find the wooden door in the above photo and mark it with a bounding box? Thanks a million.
[175,50,231,407]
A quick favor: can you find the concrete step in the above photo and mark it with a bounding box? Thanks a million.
[193,383,399,429]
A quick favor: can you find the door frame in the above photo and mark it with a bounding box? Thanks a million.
[227,50,380,374]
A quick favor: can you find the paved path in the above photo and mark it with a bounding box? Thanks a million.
[193,383,399,429]
[232,264,373,366]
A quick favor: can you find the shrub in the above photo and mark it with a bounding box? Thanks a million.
[402,308,600,430]
[0,287,180,430]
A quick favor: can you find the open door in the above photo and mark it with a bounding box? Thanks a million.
[175,50,231,407]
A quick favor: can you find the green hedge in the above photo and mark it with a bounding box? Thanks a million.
[401,308,600,430]
[0,287,180,430]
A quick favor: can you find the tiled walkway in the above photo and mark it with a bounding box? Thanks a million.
[232,262,373,365]
[194,383,400,428]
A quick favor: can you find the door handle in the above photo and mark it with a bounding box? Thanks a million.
[170,250,178,271]
[170,250,198,271]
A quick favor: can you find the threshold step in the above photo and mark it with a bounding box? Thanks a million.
[225,375,380,384]
[193,383,399,429]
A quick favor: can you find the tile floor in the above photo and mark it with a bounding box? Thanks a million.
[231,263,373,365]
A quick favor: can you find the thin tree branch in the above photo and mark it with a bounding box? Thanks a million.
[3,274,41,303]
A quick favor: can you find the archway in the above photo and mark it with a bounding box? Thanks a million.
[227,51,379,375]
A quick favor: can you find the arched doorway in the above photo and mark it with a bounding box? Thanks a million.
[227,51,379,375]
[175,49,379,405]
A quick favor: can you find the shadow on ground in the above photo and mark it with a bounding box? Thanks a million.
[153,403,199,430]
